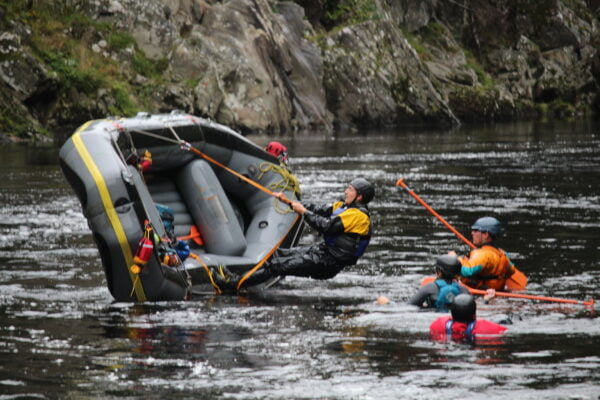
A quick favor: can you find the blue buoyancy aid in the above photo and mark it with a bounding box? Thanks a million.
[445,319,476,340]
[434,279,462,311]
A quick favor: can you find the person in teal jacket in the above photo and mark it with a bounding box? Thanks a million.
[408,254,470,311]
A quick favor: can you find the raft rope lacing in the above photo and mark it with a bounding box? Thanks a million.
[123,123,303,294]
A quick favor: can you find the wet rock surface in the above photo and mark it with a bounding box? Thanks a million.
[1,0,598,139]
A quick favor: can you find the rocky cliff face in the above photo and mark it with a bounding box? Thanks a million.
[0,0,598,140]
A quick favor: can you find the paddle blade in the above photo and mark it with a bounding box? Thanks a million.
[506,267,528,291]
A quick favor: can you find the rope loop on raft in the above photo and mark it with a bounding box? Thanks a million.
[257,162,301,214]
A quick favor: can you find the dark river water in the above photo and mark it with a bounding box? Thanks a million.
[1,120,599,399]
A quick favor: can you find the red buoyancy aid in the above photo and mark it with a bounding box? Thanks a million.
[430,315,507,342]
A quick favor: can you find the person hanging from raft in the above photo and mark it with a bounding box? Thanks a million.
[408,254,471,311]
[449,217,516,291]
[211,178,375,292]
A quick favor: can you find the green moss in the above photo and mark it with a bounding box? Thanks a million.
[40,50,104,94]
[464,50,494,88]
[0,0,176,138]
[419,22,455,52]
[391,75,410,103]
[107,32,136,52]
[325,0,379,28]
[110,83,138,116]
[0,109,29,137]
[402,29,430,61]
[449,86,517,122]
[132,52,169,79]
[184,79,199,89]
[548,99,576,118]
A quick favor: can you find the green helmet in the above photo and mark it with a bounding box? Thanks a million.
[451,294,476,323]
[471,217,501,237]
[350,178,374,204]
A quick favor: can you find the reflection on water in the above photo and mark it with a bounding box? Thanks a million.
[1,120,599,399]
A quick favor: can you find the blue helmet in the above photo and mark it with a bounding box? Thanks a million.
[471,216,501,237]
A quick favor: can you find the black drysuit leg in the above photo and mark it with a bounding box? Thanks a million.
[242,245,346,287]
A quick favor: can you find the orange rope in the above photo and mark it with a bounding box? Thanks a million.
[467,287,595,306]
[183,142,292,206]
[236,215,300,290]
[181,141,301,291]
[421,276,594,306]
[396,178,528,291]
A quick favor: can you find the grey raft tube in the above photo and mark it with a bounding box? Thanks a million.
[59,113,302,302]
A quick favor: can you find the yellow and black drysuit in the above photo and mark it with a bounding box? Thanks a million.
[458,245,515,290]
[242,200,372,287]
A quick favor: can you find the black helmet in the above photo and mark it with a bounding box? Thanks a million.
[472,216,501,237]
[350,178,374,204]
[451,294,476,323]
[435,254,461,279]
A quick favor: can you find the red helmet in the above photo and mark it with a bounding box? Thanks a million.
[265,141,288,163]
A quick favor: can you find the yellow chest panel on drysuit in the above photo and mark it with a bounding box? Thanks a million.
[331,201,370,235]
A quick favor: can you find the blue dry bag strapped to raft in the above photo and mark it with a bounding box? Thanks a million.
[155,204,190,262]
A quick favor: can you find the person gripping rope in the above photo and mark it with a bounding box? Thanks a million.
[408,255,470,311]
[213,178,374,292]
[449,217,516,291]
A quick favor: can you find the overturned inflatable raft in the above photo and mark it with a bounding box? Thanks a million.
[59,112,302,302]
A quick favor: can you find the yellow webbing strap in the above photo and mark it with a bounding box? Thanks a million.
[189,253,222,294]
[236,214,300,290]
[72,121,147,302]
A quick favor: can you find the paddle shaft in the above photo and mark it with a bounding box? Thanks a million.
[184,142,292,206]
[395,179,475,249]
[397,178,528,290]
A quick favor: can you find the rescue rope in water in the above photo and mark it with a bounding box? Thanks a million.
[468,287,595,306]
[396,178,528,291]
[420,276,595,306]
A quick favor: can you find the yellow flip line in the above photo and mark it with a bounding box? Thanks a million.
[72,121,147,301]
